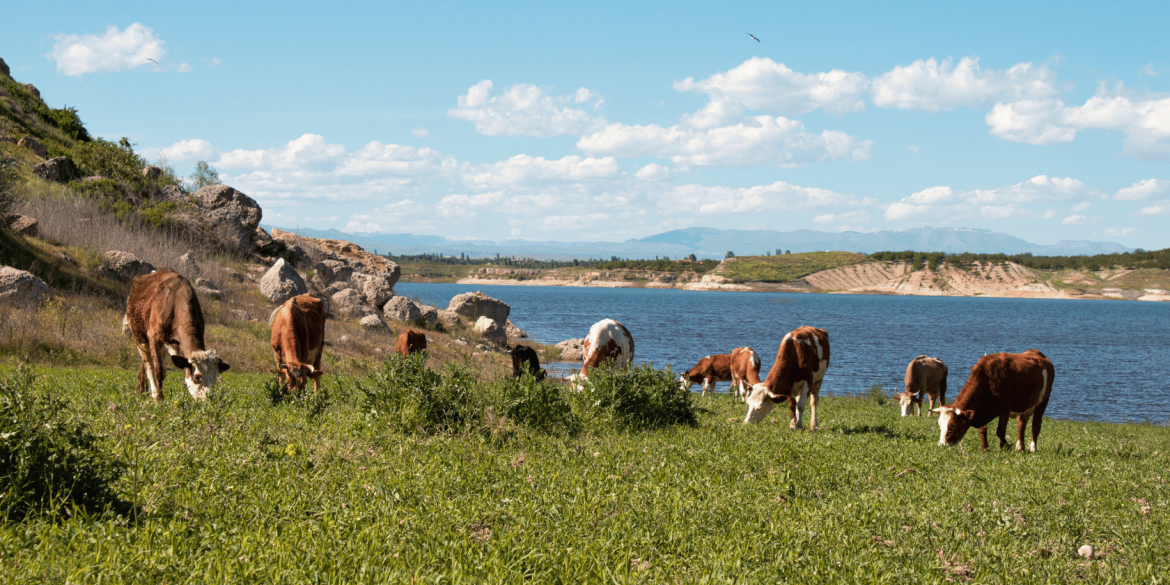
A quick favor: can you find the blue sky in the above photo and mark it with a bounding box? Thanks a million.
[4,0,1169,248]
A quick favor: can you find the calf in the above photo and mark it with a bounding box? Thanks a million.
[745,326,830,429]
[680,353,733,397]
[933,350,1055,452]
[124,269,230,402]
[270,294,326,392]
[897,356,948,417]
[567,318,634,387]
[396,328,427,356]
[730,346,762,402]
[511,345,546,380]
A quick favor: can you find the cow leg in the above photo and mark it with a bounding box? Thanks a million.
[1030,393,1052,453]
[808,379,821,431]
[793,382,810,430]
[148,341,167,403]
[995,413,1010,449]
[787,397,798,429]
[136,344,151,394]
[1016,416,1030,451]
[924,393,933,417]
[978,425,990,451]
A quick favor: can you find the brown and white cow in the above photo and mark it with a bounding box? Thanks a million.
[730,346,762,402]
[745,326,830,429]
[933,350,1055,452]
[679,353,733,397]
[124,269,230,402]
[897,355,948,417]
[396,329,427,356]
[270,294,326,392]
[567,318,634,387]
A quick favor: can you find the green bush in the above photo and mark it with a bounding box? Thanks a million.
[0,366,127,521]
[70,138,148,195]
[569,364,697,431]
[495,372,579,435]
[0,151,18,216]
[358,353,481,435]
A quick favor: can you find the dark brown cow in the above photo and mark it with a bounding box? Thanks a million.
[270,294,326,392]
[933,350,1055,452]
[897,355,948,417]
[511,345,546,380]
[396,329,427,356]
[745,326,830,429]
[730,346,762,402]
[124,269,229,402]
[680,353,733,397]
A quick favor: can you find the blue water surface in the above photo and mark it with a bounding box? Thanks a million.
[397,283,1170,424]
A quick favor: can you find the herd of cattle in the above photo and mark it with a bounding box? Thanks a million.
[123,269,1056,452]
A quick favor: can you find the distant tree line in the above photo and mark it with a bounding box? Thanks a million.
[869,248,1170,271]
[381,252,720,272]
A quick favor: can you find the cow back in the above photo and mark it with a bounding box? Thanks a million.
[761,326,830,398]
[271,294,326,364]
[582,319,634,370]
[126,269,206,354]
[954,351,1054,426]
[906,355,948,395]
[396,329,427,355]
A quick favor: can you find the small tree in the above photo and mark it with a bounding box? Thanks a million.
[725,251,735,258]
[188,160,221,190]
[687,253,697,262]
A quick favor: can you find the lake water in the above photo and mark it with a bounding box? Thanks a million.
[397,283,1170,425]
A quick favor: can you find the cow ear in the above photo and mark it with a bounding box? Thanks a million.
[171,355,190,369]
[218,362,231,373]
[930,407,945,414]
[960,409,975,420]
[307,370,324,379]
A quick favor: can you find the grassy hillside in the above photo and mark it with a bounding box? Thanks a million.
[1,366,1167,582]
[718,251,868,283]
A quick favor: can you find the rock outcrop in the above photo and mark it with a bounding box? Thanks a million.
[437,309,462,330]
[6,214,38,237]
[174,252,200,278]
[448,292,510,323]
[32,157,78,183]
[95,250,155,281]
[359,314,387,329]
[556,338,586,362]
[17,136,47,159]
[270,228,400,282]
[331,288,376,319]
[142,166,162,180]
[418,304,440,326]
[505,319,527,339]
[258,258,307,304]
[0,266,50,305]
[356,273,395,308]
[383,296,421,323]
[192,185,263,253]
[474,316,507,346]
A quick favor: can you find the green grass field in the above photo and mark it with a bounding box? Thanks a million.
[2,366,1168,583]
[719,252,868,283]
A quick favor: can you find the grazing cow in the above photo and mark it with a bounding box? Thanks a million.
[124,269,230,402]
[730,346,762,401]
[680,353,733,397]
[897,356,949,417]
[745,326,830,429]
[395,328,427,356]
[933,350,1055,452]
[270,294,326,392]
[511,345,546,380]
[567,319,634,387]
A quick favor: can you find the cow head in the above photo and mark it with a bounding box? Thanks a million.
[932,406,975,446]
[743,383,779,424]
[280,363,322,390]
[895,391,919,417]
[679,373,695,392]
[171,349,230,400]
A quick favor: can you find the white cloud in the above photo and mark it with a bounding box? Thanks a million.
[1114,178,1165,200]
[872,57,1059,112]
[539,213,610,231]
[1134,200,1170,216]
[1072,201,1091,212]
[462,155,621,190]
[673,57,868,120]
[884,175,1089,222]
[657,181,870,214]
[177,62,192,73]
[813,211,870,225]
[578,116,872,168]
[208,57,222,68]
[908,145,919,154]
[47,23,167,76]
[1140,63,1158,77]
[154,138,217,162]
[634,163,670,180]
[1062,214,1089,225]
[447,80,605,137]
[1102,227,1140,237]
[411,128,430,138]
[345,200,438,233]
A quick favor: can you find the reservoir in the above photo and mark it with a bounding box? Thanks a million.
[398,282,1170,425]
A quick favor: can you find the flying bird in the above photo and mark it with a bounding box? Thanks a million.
[747,33,760,42]
[143,58,158,64]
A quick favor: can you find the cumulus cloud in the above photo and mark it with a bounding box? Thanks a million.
[1102,227,1140,237]
[813,211,870,225]
[657,181,870,214]
[1115,178,1165,200]
[1134,201,1170,216]
[578,116,872,168]
[47,23,167,76]
[1062,214,1089,225]
[673,57,868,120]
[154,138,217,162]
[1072,201,1091,212]
[872,57,1059,112]
[411,128,429,138]
[884,175,1089,222]
[177,62,192,73]
[634,163,671,181]
[1140,63,1158,77]
[447,80,605,137]
[462,154,621,190]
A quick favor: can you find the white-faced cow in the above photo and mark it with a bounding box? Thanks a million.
[680,353,733,397]
[270,294,326,392]
[124,269,230,402]
[745,326,830,429]
[730,346,762,402]
[567,319,634,387]
[897,356,948,417]
[933,350,1055,452]
[396,329,427,356]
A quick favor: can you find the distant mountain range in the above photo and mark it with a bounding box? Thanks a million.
[264,226,1133,260]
